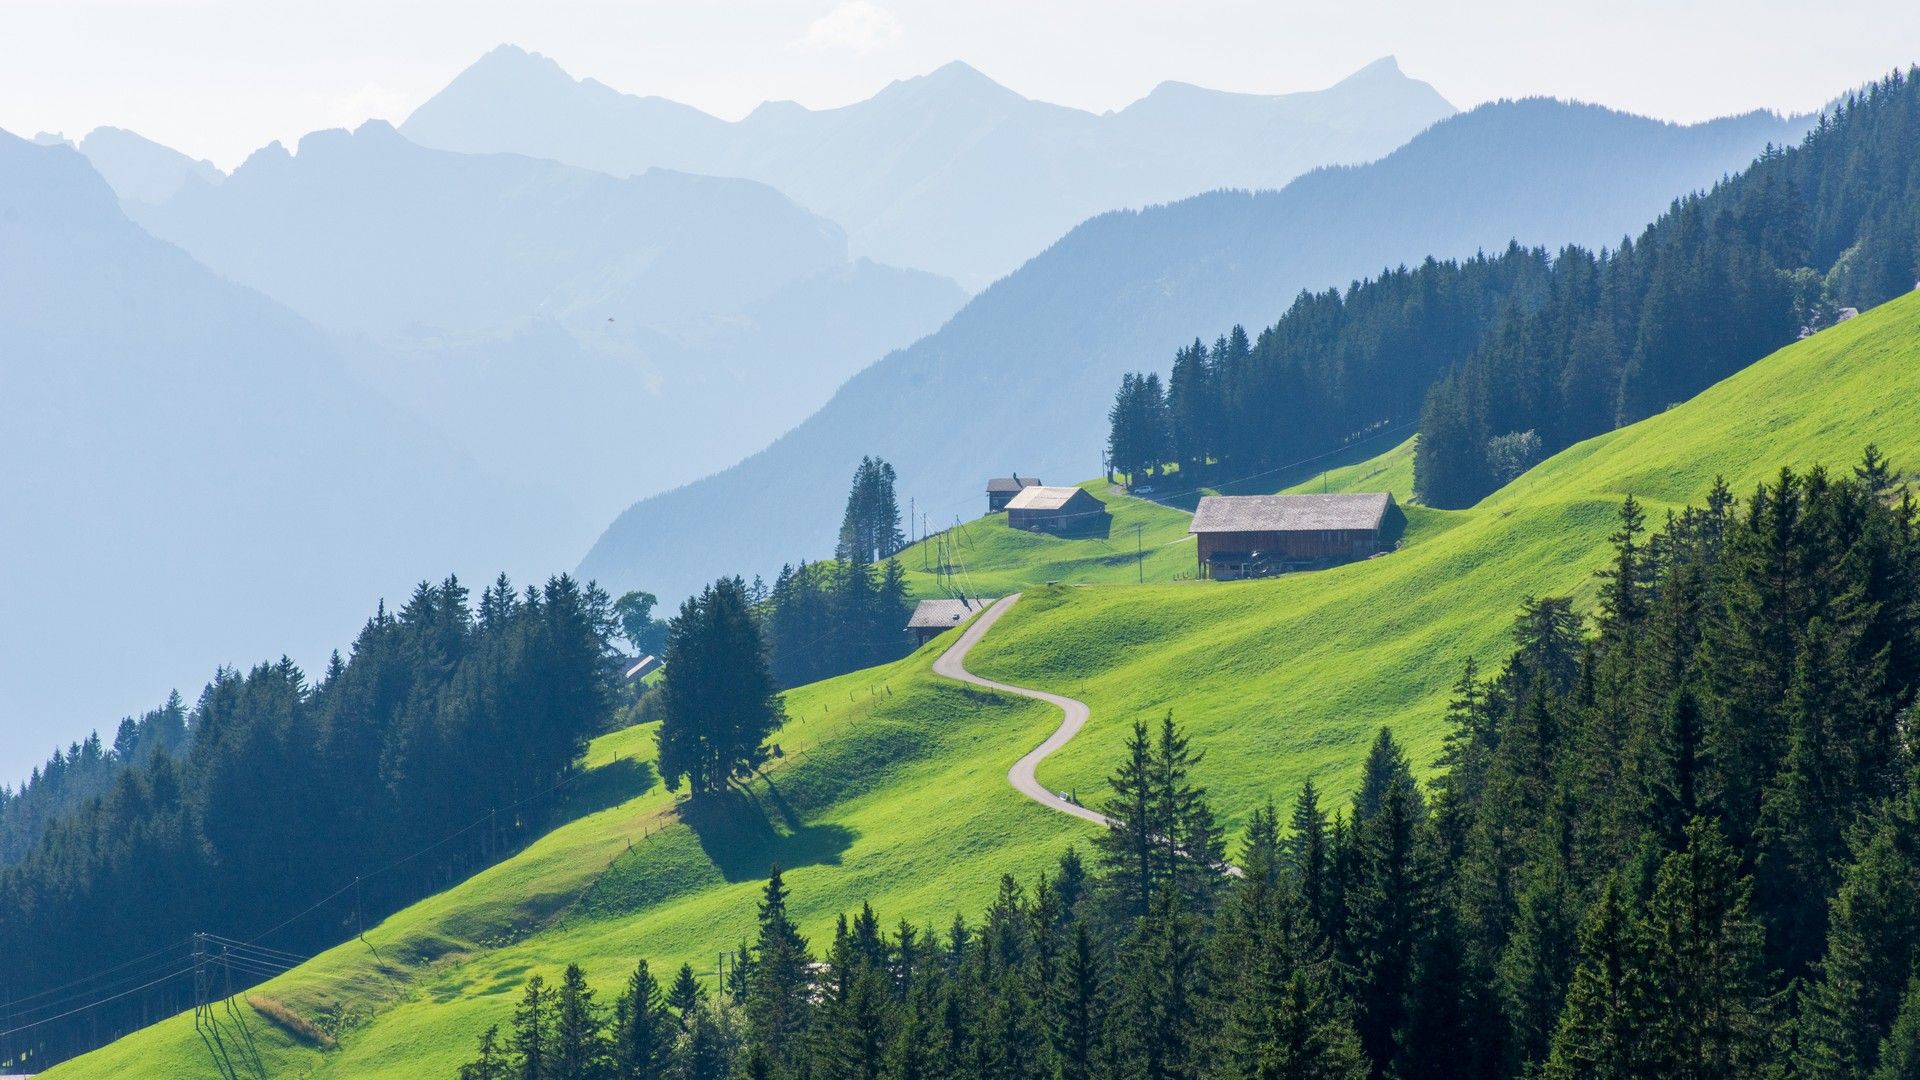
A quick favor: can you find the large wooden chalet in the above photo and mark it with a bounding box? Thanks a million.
[1005,485,1110,535]
[1189,492,1401,579]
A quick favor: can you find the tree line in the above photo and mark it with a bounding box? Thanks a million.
[0,575,619,1072]
[468,447,1920,1079]
[1106,68,1920,509]
[0,693,187,866]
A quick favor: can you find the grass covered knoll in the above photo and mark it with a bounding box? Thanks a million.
[898,479,1199,596]
[964,291,1920,838]
[893,437,1422,602]
[46,639,1077,1080]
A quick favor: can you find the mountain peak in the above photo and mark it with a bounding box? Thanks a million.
[1355,55,1404,77]
[876,60,1019,106]
[453,43,579,93]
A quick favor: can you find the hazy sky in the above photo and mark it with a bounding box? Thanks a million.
[5,0,1918,169]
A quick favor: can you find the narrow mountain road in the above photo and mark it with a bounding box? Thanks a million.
[932,593,1113,829]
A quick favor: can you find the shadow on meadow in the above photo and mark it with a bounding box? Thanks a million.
[678,782,856,883]
[557,757,658,819]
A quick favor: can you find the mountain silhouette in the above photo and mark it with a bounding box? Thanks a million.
[402,46,1458,288]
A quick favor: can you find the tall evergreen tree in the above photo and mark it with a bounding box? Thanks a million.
[658,577,786,796]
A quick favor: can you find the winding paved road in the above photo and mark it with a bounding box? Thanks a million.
[931,593,1114,829]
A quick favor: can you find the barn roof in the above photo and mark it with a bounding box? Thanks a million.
[1190,492,1394,534]
[986,476,1042,493]
[1006,485,1097,512]
[906,597,996,630]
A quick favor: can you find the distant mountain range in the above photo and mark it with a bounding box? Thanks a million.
[129,121,966,534]
[401,47,1460,289]
[0,130,560,778]
[34,126,224,205]
[579,98,1815,602]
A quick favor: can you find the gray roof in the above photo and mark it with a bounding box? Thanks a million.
[906,597,997,630]
[1006,485,1097,512]
[987,476,1042,493]
[1190,492,1394,534]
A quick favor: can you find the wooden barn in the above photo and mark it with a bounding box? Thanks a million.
[905,597,996,644]
[1189,492,1401,579]
[1005,485,1110,535]
[986,474,1042,512]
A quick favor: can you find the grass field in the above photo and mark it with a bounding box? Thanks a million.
[899,480,1200,597]
[48,292,1920,1077]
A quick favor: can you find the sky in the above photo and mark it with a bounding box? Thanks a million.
[4,0,1919,169]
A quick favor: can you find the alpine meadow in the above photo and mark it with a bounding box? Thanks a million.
[6,9,1920,1080]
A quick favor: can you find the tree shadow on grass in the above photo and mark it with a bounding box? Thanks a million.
[556,758,658,819]
[677,785,855,884]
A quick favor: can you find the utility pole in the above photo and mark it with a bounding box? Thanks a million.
[1134,522,1145,583]
[192,933,208,1029]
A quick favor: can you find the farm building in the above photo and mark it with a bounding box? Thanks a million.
[1005,485,1110,535]
[1189,492,1402,579]
[905,597,997,644]
[986,474,1042,512]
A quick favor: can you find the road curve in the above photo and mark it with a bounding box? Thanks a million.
[931,594,1113,829]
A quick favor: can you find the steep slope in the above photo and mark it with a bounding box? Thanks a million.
[581,97,1813,602]
[131,121,965,533]
[75,126,225,205]
[46,288,1920,1080]
[0,131,556,780]
[401,46,1458,287]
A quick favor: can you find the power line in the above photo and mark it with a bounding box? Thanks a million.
[1,938,192,1010]
[0,966,197,1042]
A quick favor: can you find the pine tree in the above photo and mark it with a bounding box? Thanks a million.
[613,961,674,1080]
[667,963,707,1023]
[1096,718,1158,920]
[1346,748,1430,1077]
[1050,921,1104,1080]
[658,577,785,796]
[1873,978,1920,1080]
[1799,791,1920,1080]
[745,866,814,1065]
[1638,816,1770,1078]
[459,1024,512,1080]
[1495,844,1580,1069]
[1543,880,1650,1079]
[552,963,612,1080]
[509,975,555,1080]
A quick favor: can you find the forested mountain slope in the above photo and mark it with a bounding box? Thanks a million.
[45,285,1920,1080]
[581,97,1810,602]
[1107,70,1920,515]
[402,47,1458,287]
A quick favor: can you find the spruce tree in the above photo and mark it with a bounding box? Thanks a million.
[509,975,555,1080]
[667,963,708,1022]
[1638,817,1770,1078]
[613,960,674,1080]
[552,963,612,1080]
[1873,978,1920,1080]
[658,577,785,796]
[459,1024,511,1080]
[745,866,814,1065]
[1543,880,1650,1079]
[1096,718,1158,920]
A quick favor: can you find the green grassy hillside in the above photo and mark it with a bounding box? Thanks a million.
[49,293,1920,1078]
[1283,435,1418,501]
[899,480,1199,597]
[966,296,1920,829]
